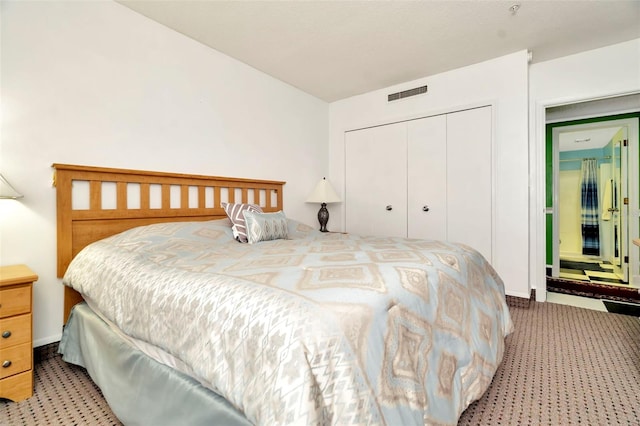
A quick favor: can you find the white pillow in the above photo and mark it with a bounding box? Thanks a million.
[243,210,289,244]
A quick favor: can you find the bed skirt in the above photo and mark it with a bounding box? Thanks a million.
[58,302,251,426]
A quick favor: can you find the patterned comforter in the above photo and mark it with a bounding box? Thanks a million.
[63,219,513,425]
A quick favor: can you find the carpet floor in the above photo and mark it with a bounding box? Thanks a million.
[1,301,639,425]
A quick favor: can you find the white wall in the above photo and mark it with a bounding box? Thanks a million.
[0,1,328,346]
[329,51,530,298]
[530,38,640,301]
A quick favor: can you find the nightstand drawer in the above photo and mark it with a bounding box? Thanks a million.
[0,342,32,379]
[0,314,31,349]
[0,370,33,402]
[0,285,31,318]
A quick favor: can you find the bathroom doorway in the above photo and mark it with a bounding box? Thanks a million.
[547,113,640,297]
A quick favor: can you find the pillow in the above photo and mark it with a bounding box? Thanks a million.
[243,210,289,244]
[221,202,263,243]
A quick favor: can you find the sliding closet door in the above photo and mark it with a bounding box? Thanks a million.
[446,106,492,261]
[345,123,407,237]
[407,114,447,240]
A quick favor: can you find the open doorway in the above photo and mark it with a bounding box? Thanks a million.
[546,112,640,302]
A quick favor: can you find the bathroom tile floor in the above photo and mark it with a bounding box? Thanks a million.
[559,259,626,285]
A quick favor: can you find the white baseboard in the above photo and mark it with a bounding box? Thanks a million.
[33,333,62,348]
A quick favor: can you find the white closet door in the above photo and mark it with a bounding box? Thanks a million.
[345,122,407,237]
[446,106,493,261]
[407,115,447,240]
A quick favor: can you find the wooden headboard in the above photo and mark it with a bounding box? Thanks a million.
[53,163,285,322]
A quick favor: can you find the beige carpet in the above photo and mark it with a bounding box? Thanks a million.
[458,301,640,425]
[2,301,639,425]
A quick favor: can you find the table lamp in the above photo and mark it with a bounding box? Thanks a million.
[306,177,340,232]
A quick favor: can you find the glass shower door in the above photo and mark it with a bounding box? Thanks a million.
[609,136,628,282]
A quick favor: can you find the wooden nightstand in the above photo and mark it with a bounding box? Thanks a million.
[0,264,38,402]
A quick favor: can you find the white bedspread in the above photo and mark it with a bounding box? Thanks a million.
[63,219,513,425]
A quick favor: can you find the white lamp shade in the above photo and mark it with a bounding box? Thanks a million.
[306,177,340,204]
[0,173,23,199]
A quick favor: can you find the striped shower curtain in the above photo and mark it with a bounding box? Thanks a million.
[581,158,600,256]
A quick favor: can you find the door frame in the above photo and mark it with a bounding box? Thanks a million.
[533,94,640,302]
[547,115,637,282]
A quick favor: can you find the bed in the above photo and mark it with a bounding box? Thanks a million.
[54,163,513,426]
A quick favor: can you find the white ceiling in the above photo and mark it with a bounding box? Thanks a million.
[559,127,622,152]
[117,0,640,102]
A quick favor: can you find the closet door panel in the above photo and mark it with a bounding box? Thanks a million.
[446,106,493,261]
[345,123,407,237]
[407,115,447,240]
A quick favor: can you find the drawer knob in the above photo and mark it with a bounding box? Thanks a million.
[1,330,10,339]
[2,360,11,368]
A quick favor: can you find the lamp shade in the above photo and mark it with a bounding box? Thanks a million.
[306,177,340,204]
[0,173,23,199]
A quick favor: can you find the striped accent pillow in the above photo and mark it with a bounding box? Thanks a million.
[221,202,263,243]
[244,210,289,244]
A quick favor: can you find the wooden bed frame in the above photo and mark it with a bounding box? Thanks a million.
[53,163,285,322]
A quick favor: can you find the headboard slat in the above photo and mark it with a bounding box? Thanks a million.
[116,182,127,210]
[141,183,150,210]
[90,181,101,211]
[161,184,171,210]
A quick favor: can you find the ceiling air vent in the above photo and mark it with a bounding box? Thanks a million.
[388,85,427,102]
